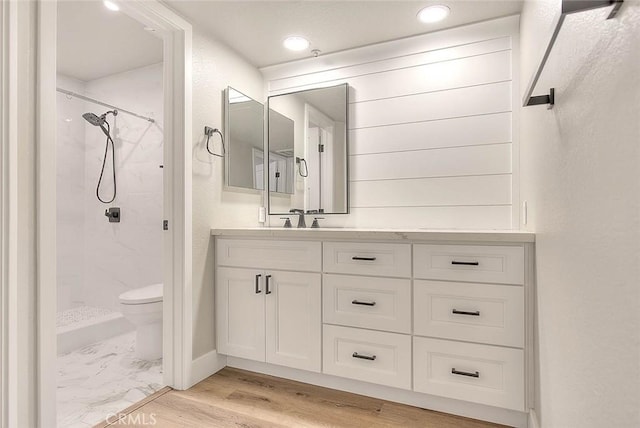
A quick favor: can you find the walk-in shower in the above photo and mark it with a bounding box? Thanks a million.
[56,82,163,348]
[56,69,166,425]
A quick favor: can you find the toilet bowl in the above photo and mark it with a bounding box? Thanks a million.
[119,283,163,360]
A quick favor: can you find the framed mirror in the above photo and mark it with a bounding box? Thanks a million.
[267,83,349,215]
[224,87,264,190]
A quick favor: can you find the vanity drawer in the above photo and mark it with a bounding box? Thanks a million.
[323,274,411,334]
[216,239,321,272]
[413,337,524,411]
[413,244,524,285]
[323,325,411,390]
[414,280,524,347]
[323,242,411,278]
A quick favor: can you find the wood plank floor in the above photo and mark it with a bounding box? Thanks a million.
[104,367,508,427]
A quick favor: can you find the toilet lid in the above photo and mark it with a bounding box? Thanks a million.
[119,283,163,304]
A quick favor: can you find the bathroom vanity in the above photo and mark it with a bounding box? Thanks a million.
[211,228,535,427]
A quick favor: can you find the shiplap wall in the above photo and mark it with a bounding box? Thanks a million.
[262,16,519,229]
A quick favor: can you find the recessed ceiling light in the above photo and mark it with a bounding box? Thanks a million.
[417,5,450,23]
[283,36,310,52]
[103,0,120,12]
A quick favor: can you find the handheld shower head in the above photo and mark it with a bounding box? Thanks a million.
[82,112,105,127]
[82,110,118,127]
[83,110,119,204]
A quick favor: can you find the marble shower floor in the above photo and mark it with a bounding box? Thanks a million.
[57,331,164,428]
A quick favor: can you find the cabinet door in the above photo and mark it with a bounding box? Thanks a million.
[265,271,322,372]
[216,267,265,361]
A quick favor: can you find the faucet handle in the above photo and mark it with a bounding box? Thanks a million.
[280,217,292,228]
[311,217,325,228]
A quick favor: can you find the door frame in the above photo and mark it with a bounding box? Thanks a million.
[33,0,194,425]
[0,3,9,426]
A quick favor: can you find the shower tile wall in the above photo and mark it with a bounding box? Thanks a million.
[57,75,88,312]
[57,63,163,314]
[83,63,164,311]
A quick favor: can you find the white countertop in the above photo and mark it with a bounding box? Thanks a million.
[210,227,535,243]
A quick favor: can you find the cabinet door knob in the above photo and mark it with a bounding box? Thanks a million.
[265,275,272,295]
[352,256,376,261]
[255,274,262,294]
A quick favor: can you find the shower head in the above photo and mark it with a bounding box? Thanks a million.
[82,112,105,127]
[82,110,118,127]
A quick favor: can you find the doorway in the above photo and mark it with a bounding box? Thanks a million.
[55,2,166,425]
[1,1,192,425]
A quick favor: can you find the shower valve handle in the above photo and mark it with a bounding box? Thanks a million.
[105,207,121,223]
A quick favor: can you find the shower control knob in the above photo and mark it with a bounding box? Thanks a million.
[105,207,121,223]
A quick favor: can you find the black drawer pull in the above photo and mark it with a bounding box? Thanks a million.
[352,352,376,361]
[451,368,479,378]
[255,274,262,294]
[451,261,479,266]
[352,256,377,261]
[452,309,480,316]
[352,300,376,307]
[265,275,272,295]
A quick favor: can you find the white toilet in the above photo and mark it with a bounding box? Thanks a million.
[119,283,163,360]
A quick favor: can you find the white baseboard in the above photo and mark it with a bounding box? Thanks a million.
[188,350,227,388]
[529,409,540,428]
[227,357,528,428]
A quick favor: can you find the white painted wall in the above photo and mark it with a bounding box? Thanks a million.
[191,28,264,358]
[519,1,640,427]
[262,16,519,230]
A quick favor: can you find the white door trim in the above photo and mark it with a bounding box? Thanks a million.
[0,2,16,427]
[1,5,5,426]
[119,0,195,392]
[2,2,40,426]
[37,2,57,426]
[33,0,194,426]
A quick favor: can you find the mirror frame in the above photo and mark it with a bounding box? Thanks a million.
[266,83,350,215]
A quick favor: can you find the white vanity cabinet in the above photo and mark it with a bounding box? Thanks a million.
[412,244,527,411]
[215,239,322,372]
[213,230,535,428]
[321,241,413,389]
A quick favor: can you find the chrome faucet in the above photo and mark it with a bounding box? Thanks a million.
[289,209,306,228]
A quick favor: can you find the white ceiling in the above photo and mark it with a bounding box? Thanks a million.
[166,0,523,68]
[57,0,163,81]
